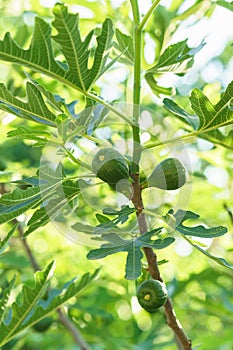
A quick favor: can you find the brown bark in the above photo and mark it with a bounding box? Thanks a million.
[130,173,192,350]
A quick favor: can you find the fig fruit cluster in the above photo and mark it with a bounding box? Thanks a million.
[92,148,187,193]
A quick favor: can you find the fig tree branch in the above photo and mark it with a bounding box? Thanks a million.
[130,176,192,350]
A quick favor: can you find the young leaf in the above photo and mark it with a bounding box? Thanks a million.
[114,29,134,65]
[125,243,144,280]
[87,229,174,279]
[164,81,233,140]
[52,4,114,91]
[0,4,114,103]
[202,129,233,149]
[216,1,233,11]
[145,39,204,96]
[12,177,41,187]
[25,73,69,113]
[190,81,233,131]
[102,205,135,224]
[168,209,228,238]
[147,39,205,74]
[182,235,233,270]
[163,98,199,130]
[72,221,126,236]
[0,164,82,226]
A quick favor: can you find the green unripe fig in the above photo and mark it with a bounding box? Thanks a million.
[33,317,53,333]
[92,148,130,191]
[136,279,168,312]
[147,158,186,190]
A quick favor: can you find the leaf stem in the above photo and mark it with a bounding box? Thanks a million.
[129,0,140,25]
[61,145,93,171]
[137,0,161,32]
[86,91,135,126]
[144,130,198,149]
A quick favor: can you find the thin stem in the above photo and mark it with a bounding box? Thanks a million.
[57,309,91,350]
[86,91,135,126]
[130,0,142,173]
[138,0,161,32]
[129,0,140,25]
[144,131,198,149]
[61,145,93,171]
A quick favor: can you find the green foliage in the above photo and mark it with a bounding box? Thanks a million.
[115,29,134,65]
[52,4,114,91]
[0,82,57,126]
[0,187,41,224]
[0,0,232,349]
[0,3,115,124]
[182,235,233,270]
[190,81,233,131]
[0,224,18,252]
[87,229,174,279]
[168,209,228,238]
[0,261,99,347]
[164,80,233,147]
[145,40,205,96]
[216,1,233,11]
[167,209,233,270]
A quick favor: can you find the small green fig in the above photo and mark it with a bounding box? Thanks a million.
[136,279,168,312]
[92,148,130,191]
[146,158,186,190]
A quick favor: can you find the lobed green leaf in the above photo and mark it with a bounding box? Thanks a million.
[114,29,134,65]
[0,82,57,126]
[0,187,42,224]
[145,39,204,96]
[0,261,54,346]
[0,263,99,347]
[87,228,174,279]
[190,81,233,131]
[0,4,115,125]
[168,209,228,238]
[164,80,233,147]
